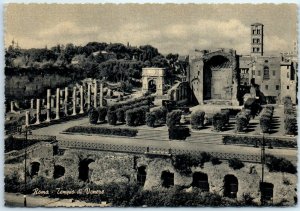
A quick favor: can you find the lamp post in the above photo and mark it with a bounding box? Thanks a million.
[17,125,32,207]
[260,132,265,206]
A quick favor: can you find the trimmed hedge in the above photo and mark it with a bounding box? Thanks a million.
[108,95,154,112]
[212,112,227,131]
[228,158,244,170]
[235,110,250,132]
[223,135,297,148]
[259,107,274,133]
[65,126,138,137]
[98,107,107,122]
[284,115,297,135]
[146,112,156,127]
[191,110,205,129]
[116,108,126,123]
[166,110,182,128]
[107,111,117,125]
[244,98,262,117]
[88,108,99,124]
[125,106,149,126]
[168,126,190,140]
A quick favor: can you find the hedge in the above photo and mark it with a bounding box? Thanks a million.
[212,112,227,131]
[65,126,138,137]
[259,107,274,133]
[107,111,117,125]
[223,135,297,148]
[88,108,99,124]
[265,154,296,174]
[284,115,297,135]
[125,106,149,126]
[108,96,154,112]
[116,108,126,123]
[228,158,244,170]
[168,126,190,140]
[244,98,262,117]
[146,112,156,127]
[166,110,182,128]
[152,106,168,125]
[191,110,205,129]
[98,107,107,122]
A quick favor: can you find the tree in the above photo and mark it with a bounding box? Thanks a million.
[191,110,205,129]
[166,110,182,128]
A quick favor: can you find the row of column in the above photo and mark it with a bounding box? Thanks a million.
[23,80,104,126]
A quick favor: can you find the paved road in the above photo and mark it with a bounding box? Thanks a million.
[30,117,298,164]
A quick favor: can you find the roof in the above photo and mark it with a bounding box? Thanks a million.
[251,23,264,26]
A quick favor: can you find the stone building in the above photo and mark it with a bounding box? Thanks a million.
[188,23,298,105]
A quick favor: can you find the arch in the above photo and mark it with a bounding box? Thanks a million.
[191,172,209,192]
[263,66,270,80]
[224,174,238,198]
[78,159,95,182]
[148,79,157,93]
[53,165,65,179]
[137,166,147,186]
[260,182,274,202]
[30,162,40,177]
[161,171,174,188]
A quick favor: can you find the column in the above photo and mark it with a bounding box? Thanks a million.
[10,101,14,112]
[30,99,34,109]
[72,87,77,115]
[99,83,103,107]
[80,85,84,114]
[25,111,30,127]
[87,84,91,110]
[64,87,68,116]
[35,99,40,124]
[51,97,54,108]
[93,80,97,108]
[46,89,51,122]
[55,88,60,120]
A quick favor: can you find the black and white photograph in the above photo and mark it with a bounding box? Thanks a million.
[2,2,298,207]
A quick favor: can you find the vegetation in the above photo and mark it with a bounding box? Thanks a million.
[168,126,190,140]
[98,107,108,122]
[64,126,138,137]
[259,106,274,133]
[244,98,262,118]
[191,110,205,129]
[107,111,117,125]
[166,110,182,128]
[283,96,297,135]
[125,106,149,126]
[212,112,227,131]
[88,107,99,124]
[265,154,297,174]
[228,158,244,170]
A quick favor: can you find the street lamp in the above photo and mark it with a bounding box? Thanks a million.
[17,125,32,207]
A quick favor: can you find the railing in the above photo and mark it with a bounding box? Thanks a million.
[58,140,261,163]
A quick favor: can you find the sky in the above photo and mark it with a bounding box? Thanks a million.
[4,4,298,55]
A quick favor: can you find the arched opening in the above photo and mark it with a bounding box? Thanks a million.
[53,165,65,179]
[191,172,209,192]
[224,174,238,198]
[203,55,231,100]
[137,166,147,186]
[161,171,174,188]
[30,162,40,177]
[263,66,270,80]
[78,159,95,182]
[148,80,157,93]
[260,182,274,203]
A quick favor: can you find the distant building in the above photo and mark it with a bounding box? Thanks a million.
[188,23,298,105]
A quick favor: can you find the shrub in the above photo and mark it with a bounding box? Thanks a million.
[284,115,297,135]
[211,157,222,165]
[98,107,107,122]
[228,158,244,170]
[146,112,156,127]
[167,110,182,128]
[221,109,230,125]
[152,106,168,125]
[116,108,126,123]
[260,116,271,133]
[168,126,190,140]
[212,112,226,131]
[236,114,248,132]
[88,108,99,124]
[191,110,205,129]
[244,98,261,117]
[65,126,138,137]
[107,111,117,125]
[265,154,297,174]
[125,106,149,126]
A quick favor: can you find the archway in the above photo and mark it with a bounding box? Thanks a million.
[30,162,40,177]
[260,182,274,203]
[137,166,147,186]
[53,165,65,179]
[78,159,95,182]
[191,172,209,192]
[148,80,157,93]
[161,171,174,188]
[203,55,231,100]
[224,174,238,198]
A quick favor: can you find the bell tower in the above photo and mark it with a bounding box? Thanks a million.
[251,23,264,56]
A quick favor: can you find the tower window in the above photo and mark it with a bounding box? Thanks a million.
[258,70,261,76]
[273,70,276,76]
[253,48,255,52]
[252,29,256,34]
[276,85,280,90]
[265,85,268,90]
[257,29,261,34]
[287,86,290,90]
[263,66,270,80]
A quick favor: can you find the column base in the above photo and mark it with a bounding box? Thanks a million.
[79,110,84,114]
[45,118,51,122]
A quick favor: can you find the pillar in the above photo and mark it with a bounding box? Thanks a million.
[42,99,45,108]
[72,87,77,115]
[46,89,51,122]
[25,111,30,127]
[93,80,97,108]
[64,87,68,116]
[35,99,40,124]
[87,84,91,110]
[10,101,14,112]
[51,97,54,108]
[80,85,84,114]
[99,83,103,107]
[55,88,60,120]
[30,99,34,109]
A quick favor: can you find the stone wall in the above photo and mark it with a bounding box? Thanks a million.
[5,148,297,205]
